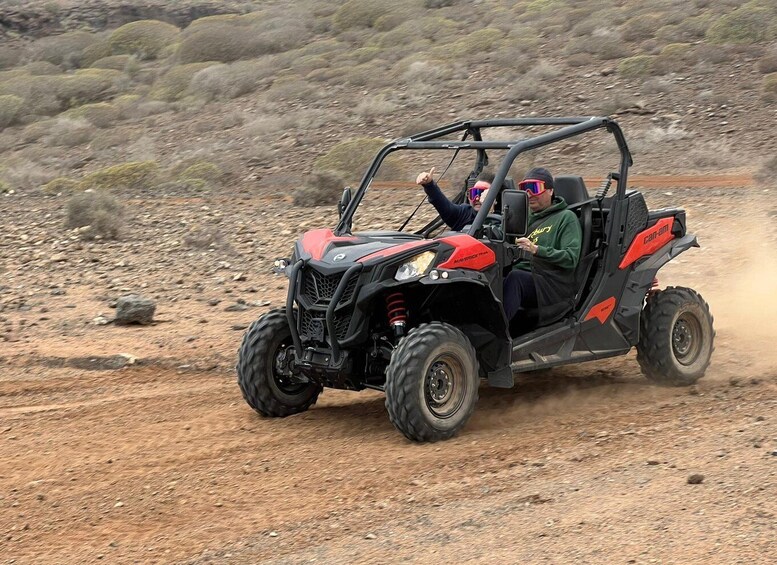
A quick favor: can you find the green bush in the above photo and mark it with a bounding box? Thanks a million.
[758,50,777,73]
[763,72,777,102]
[314,137,402,183]
[0,95,24,128]
[64,102,121,128]
[80,41,113,67]
[188,60,274,101]
[178,161,223,184]
[43,177,80,194]
[29,31,97,67]
[333,0,391,31]
[621,14,666,42]
[79,161,161,191]
[90,54,133,70]
[43,118,96,147]
[443,28,504,58]
[150,62,219,101]
[108,20,180,60]
[293,170,346,207]
[654,43,695,73]
[56,69,122,109]
[618,55,656,78]
[0,47,21,70]
[25,61,60,75]
[706,7,773,44]
[65,191,123,240]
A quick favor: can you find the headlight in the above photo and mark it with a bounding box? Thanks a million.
[273,258,291,277]
[395,251,436,281]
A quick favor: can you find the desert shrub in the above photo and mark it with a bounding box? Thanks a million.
[0,159,54,191]
[592,35,632,60]
[654,43,695,73]
[354,95,398,121]
[184,14,241,35]
[44,118,96,147]
[79,161,161,191]
[762,72,777,101]
[267,77,319,100]
[425,0,456,7]
[25,61,60,75]
[65,102,121,128]
[80,41,113,67]
[293,169,347,207]
[150,62,218,101]
[525,60,561,80]
[90,54,132,70]
[757,49,777,73]
[618,55,656,78]
[56,69,122,108]
[0,47,21,70]
[188,59,275,101]
[374,17,459,49]
[444,28,504,58]
[706,7,772,45]
[523,0,566,16]
[333,0,391,31]
[183,225,226,248]
[596,93,635,116]
[29,31,97,67]
[314,137,400,183]
[43,177,80,194]
[0,95,24,128]
[65,191,123,240]
[108,20,179,60]
[566,52,594,67]
[621,14,666,42]
[178,18,311,64]
[695,43,733,64]
[178,161,223,184]
[508,82,551,101]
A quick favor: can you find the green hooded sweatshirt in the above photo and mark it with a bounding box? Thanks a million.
[514,196,583,324]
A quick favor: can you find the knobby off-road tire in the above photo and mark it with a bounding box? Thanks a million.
[385,322,479,442]
[237,309,321,417]
[637,286,714,386]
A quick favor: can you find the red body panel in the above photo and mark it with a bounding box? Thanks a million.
[437,234,496,271]
[584,297,617,324]
[357,240,432,263]
[300,229,358,260]
[619,217,675,270]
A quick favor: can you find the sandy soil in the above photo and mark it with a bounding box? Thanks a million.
[2,177,777,564]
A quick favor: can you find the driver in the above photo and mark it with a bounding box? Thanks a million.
[415,167,495,231]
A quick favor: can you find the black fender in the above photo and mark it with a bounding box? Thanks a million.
[616,234,699,344]
[419,274,514,388]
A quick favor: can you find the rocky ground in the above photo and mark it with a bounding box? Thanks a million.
[2,177,777,564]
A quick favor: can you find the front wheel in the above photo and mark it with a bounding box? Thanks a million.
[637,286,714,386]
[237,309,321,417]
[385,323,479,442]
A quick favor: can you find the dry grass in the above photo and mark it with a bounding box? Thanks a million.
[293,169,346,207]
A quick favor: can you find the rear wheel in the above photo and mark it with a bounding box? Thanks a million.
[237,309,321,417]
[385,323,479,442]
[637,287,714,386]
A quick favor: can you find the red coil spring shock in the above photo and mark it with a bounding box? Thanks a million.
[386,292,407,336]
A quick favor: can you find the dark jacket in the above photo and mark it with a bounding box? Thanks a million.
[422,180,475,231]
[514,196,582,325]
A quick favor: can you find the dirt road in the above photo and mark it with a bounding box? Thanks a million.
[2,181,776,564]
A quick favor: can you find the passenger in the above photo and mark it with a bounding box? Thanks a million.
[504,167,582,328]
[415,167,495,231]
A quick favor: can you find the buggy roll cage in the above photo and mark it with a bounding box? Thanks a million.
[334,116,633,239]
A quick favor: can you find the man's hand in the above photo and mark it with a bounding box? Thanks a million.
[516,237,538,255]
[416,167,435,186]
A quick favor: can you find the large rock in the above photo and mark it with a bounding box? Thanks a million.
[114,295,156,325]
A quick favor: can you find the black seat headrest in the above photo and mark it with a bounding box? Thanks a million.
[554,176,589,205]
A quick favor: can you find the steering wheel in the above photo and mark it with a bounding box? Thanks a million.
[485,213,502,224]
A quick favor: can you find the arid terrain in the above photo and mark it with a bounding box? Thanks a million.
[2,178,777,564]
[2,0,777,563]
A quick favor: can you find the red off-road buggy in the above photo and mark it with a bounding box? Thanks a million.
[237,117,714,441]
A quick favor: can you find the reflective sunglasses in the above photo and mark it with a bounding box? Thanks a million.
[518,179,549,196]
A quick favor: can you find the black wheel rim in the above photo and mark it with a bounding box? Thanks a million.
[272,342,308,395]
[424,353,467,419]
[672,313,703,366]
